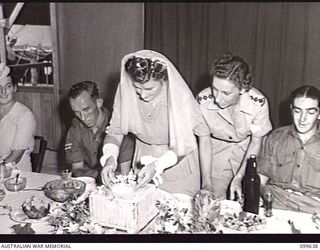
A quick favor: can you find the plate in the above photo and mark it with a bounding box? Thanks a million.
[218,200,243,215]
[221,211,266,232]
[9,208,49,224]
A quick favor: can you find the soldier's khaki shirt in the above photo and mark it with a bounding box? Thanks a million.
[258,124,320,197]
[197,87,272,176]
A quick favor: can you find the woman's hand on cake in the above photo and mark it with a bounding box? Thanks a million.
[101,156,117,188]
[136,162,157,189]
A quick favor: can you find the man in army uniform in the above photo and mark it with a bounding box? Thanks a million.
[65,81,134,182]
[197,54,272,200]
[258,85,320,214]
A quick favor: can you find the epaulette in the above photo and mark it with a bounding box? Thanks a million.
[272,125,290,134]
[248,88,266,107]
[196,87,213,104]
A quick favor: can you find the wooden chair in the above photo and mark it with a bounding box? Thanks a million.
[31,136,47,173]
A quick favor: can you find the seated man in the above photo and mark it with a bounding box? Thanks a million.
[258,85,320,214]
[0,63,36,171]
[65,81,134,181]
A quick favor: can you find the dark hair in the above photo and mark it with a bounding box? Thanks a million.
[210,54,253,91]
[124,56,168,84]
[290,85,320,108]
[68,81,99,100]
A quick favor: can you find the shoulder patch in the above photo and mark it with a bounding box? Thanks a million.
[248,88,266,107]
[196,87,213,104]
[272,125,290,134]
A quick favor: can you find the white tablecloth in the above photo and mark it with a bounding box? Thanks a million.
[0,170,60,234]
[222,208,319,234]
[0,170,319,234]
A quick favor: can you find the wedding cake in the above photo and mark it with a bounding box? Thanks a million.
[89,174,163,233]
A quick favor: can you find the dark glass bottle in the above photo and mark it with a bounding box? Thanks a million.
[243,154,261,214]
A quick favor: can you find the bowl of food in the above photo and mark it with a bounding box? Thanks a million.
[22,196,50,219]
[4,176,27,192]
[44,179,86,202]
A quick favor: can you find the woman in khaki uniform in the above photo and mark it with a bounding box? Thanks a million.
[197,54,272,200]
[100,50,211,196]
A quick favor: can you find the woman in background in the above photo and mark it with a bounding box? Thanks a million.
[0,63,36,171]
[100,50,211,196]
[197,54,272,200]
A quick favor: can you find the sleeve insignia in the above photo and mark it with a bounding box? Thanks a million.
[250,94,266,107]
[197,89,213,104]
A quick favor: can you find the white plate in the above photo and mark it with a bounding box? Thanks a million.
[218,199,243,215]
[9,208,49,224]
[221,211,266,232]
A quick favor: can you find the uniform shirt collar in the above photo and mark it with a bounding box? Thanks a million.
[207,91,254,115]
[239,91,254,115]
[208,101,220,110]
[78,106,109,133]
[289,121,320,142]
[94,107,109,134]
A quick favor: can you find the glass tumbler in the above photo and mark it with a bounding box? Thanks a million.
[61,169,72,182]
[263,192,274,217]
[0,181,6,201]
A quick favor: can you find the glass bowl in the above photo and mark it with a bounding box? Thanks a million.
[4,176,27,192]
[44,179,86,202]
[22,196,50,219]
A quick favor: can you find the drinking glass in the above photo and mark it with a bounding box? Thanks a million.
[0,181,5,201]
[61,169,72,181]
[263,192,274,217]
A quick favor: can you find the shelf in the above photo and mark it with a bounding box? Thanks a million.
[17,84,54,93]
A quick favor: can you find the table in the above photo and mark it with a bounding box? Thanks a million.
[0,169,60,234]
[225,209,319,234]
[0,170,319,234]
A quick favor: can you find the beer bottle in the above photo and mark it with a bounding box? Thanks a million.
[243,154,260,214]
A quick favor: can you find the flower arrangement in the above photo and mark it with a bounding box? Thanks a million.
[153,198,192,233]
[153,190,223,234]
[111,173,137,197]
[47,200,116,234]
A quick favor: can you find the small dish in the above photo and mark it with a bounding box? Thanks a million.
[4,176,27,192]
[22,196,50,219]
[10,208,48,224]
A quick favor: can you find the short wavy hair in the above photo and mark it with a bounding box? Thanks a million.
[290,85,320,108]
[210,53,253,91]
[125,56,168,84]
[68,81,99,100]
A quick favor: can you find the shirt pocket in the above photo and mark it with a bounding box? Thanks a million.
[272,153,294,183]
[305,154,320,189]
